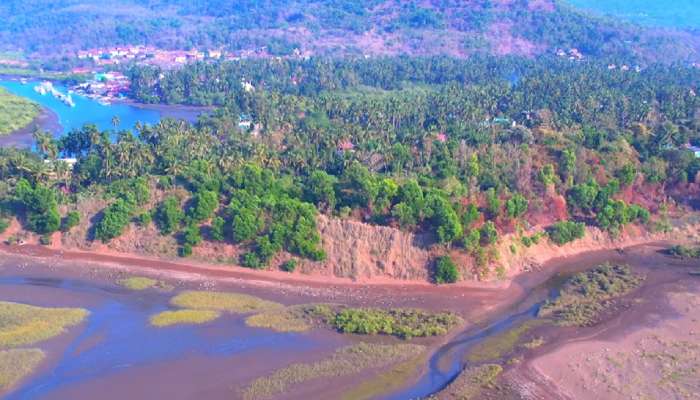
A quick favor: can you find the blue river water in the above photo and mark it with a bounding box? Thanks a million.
[0,79,201,148]
[0,276,325,400]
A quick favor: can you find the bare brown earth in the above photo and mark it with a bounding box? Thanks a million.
[477,243,700,400]
[9,205,700,285]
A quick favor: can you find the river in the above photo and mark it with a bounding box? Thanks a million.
[0,78,202,147]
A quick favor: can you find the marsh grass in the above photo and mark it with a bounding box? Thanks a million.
[117,276,172,291]
[242,342,425,400]
[244,303,462,338]
[150,309,221,327]
[539,264,644,326]
[0,88,40,135]
[0,301,89,349]
[522,336,545,349]
[332,307,461,339]
[340,353,427,400]
[467,320,545,363]
[433,364,503,399]
[245,306,311,332]
[0,349,45,391]
[170,291,283,313]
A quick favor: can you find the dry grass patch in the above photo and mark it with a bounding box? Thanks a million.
[340,353,427,400]
[170,291,282,314]
[245,307,311,333]
[0,349,45,391]
[467,320,545,363]
[0,88,40,135]
[432,364,503,399]
[150,309,221,327]
[242,342,425,400]
[117,276,173,291]
[0,301,89,349]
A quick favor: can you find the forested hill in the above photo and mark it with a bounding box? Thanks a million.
[1,0,699,63]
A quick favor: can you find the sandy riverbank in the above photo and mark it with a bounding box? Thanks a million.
[0,104,60,148]
[474,242,700,400]
[1,240,696,399]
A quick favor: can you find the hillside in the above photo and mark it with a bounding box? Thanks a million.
[1,0,699,64]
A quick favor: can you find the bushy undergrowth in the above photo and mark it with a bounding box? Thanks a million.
[332,307,461,339]
[244,304,461,339]
[666,244,700,259]
[539,264,644,326]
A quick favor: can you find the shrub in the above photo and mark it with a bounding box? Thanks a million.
[179,244,193,257]
[60,211,80,232]
[0,218,8,234]
[155,196,184,235]
[15,179,60,234]
[241,252,263,269]
[39,234,52,245]
[182,223,202,247]
[210,216,225,241]
[434,256,459,284]
[137,211,152,227]
[547,220,585,246]
[506,193,528,219]
[95,199,133,242]
[666,245,700,259]
[189,190,219,222]
[463,229,481,253]
[480,221,498,245]
[281,259,297,272]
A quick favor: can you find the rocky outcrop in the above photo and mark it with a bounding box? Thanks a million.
[311,215,434,281]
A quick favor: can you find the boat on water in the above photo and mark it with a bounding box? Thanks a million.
[19,78,28,84]
[33,81,52,95]
[33,81,76,107]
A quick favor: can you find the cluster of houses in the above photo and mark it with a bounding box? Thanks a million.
[607,64,643,72]
[74,45,309,70]
[555,48,584,61]
[76,46,229,69]
[70,72,131,104]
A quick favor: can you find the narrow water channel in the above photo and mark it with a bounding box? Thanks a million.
[386,272,570,400]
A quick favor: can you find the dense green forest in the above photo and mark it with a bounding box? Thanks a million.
[1,0,699,65]
[1,55,698,281]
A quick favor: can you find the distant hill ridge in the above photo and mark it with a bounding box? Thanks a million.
[0,0,699,63]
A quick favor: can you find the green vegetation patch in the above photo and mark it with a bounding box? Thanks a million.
[333,307,462,339]
[117,276,173,291]
[0,88,40,136]
[0,301,89,349]
[245,304,461,339]
[539,264,644,326]
[666,245,700,259]
[242,342,425,400]
[170,290,283,314]
[150,309,221,327]
[467,320,545,363]
[0,349,45,391]
[433,364,503,400]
